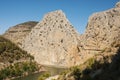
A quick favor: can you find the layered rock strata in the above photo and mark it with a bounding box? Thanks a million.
[3,21,38,46]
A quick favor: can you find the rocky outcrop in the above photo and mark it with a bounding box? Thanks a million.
[115,1,120,8]
[3,21,38,46]
[78,2,120,62]
[22,10,81,67]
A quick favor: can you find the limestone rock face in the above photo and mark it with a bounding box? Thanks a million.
[3,21,38,46]
[79,2,120,58]
[22,10,80,67]
[116,2,120,8]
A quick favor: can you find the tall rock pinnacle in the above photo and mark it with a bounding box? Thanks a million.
[22,10,80,67]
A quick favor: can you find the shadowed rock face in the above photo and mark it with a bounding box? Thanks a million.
[3,21,38,46]
[22,10,81,67]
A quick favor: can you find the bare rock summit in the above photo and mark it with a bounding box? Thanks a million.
[116,1,120,8]
[22,10,81,67]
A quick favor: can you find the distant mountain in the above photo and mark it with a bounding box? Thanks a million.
[3,21,38,46]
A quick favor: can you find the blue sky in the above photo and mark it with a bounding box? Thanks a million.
[0,0,119,34]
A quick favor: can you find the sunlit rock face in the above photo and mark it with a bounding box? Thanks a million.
[116,1,120,8]
[22,10,80,67]
[79,2,120,60]
[81,3,120,51]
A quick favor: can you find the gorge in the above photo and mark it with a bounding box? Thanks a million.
[1,1,120,80]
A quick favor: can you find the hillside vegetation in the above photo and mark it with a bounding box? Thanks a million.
[0,36,33,63]
[0,36,40,80]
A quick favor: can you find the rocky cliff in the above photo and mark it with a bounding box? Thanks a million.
[22,10,81,67]
[78,1,120,62]
[3,21,38,46]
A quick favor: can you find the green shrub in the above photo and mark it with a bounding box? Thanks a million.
[0,43,5,53]
[38,72,51,80]
[86,58,95,69]
[71,67,81,80]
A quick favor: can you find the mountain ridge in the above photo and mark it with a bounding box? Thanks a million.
[3,21,38,46]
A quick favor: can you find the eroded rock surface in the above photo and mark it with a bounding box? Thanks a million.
[22,10,81,67]
[78,2,120,62]
[80,3,120,52]
[3,21,38,46]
